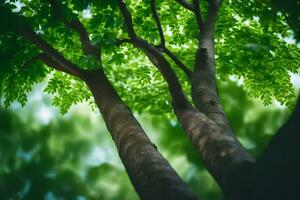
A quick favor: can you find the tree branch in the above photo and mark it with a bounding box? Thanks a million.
[118,2,255,197]
[117,0,189,109]
[20,29,83,78]
[48,0,102,63]
[205,0,223,34]
[164,47,192,79]
[175,0,195,12]
[192,0,224,127]
[1,4,84,78]
[150,0,192,78]
[192,0,204,29]
[117,0,138,40]
[116,38,132,46]
[150,0,165,47]
[39,53,82,76]
[65,19,102,62]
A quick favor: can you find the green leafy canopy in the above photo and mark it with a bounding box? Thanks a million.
[0,0,299,114]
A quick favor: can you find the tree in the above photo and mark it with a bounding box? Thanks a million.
[0,0,299,200]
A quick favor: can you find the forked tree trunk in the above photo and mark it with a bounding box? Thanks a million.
[82,69,197,200]
[190,30,256,199]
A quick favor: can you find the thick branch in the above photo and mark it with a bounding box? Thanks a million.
[116,38,132,46]
[118,2,255,198]
[150,0,165,47]
[175,0,195,12]
[175,106,255,200]
[39,53,83,77]
[190,0,230,135]
[83,69,198,200]
[192,0,224,126]
[205,0,223,36]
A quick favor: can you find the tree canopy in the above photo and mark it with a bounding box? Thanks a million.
[0,0,300,199]
[0,0,299,114]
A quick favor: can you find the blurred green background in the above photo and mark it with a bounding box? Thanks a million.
[0,77,297,200]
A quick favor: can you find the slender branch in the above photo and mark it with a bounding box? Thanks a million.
[164,47,192,78]
[39,53,82,76]
[192,0,204,29]
[117,0,189,109]
[117,0,138,40]
[175,0,194,12]
[150,0,192,78]
[20,29,83,78]
[116,38,132,46]
[48,0,102,63]
[66,19,102,62]
[205,0,223,34]
[150,0,165,47]
[1,4,83,78]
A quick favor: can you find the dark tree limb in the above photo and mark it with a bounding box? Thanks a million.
[164,47,192,79]
[150,0,165,47]
[175,0,195,12]
[0,6,83,78]
[65,19,102,62]
[117,0,190,109]
[150,0,192,78]
[117,0,138,40]
[116,38,132,46]
[192,0,204,30]
[20,29,84,78]
[48,0,102,63]
[192,0,224,126]
[39,53,84,77]
[117,4,255,197]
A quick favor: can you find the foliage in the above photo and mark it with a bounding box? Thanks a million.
[0,82,291,199]
[0,0,299,113]
[0,97,139,200]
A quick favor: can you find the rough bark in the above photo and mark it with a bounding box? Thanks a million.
[82,69,198,200]
[117,1,255,198]
[191,2,229,130]
[189,2,256,198]
[174,105,255,200]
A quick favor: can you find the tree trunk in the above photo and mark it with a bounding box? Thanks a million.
[82,69,197,200]
[253,98,300,200]
[189,27,256,199]
[174,105,255,200]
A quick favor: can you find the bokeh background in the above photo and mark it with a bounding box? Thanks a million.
[0,76,299,200]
